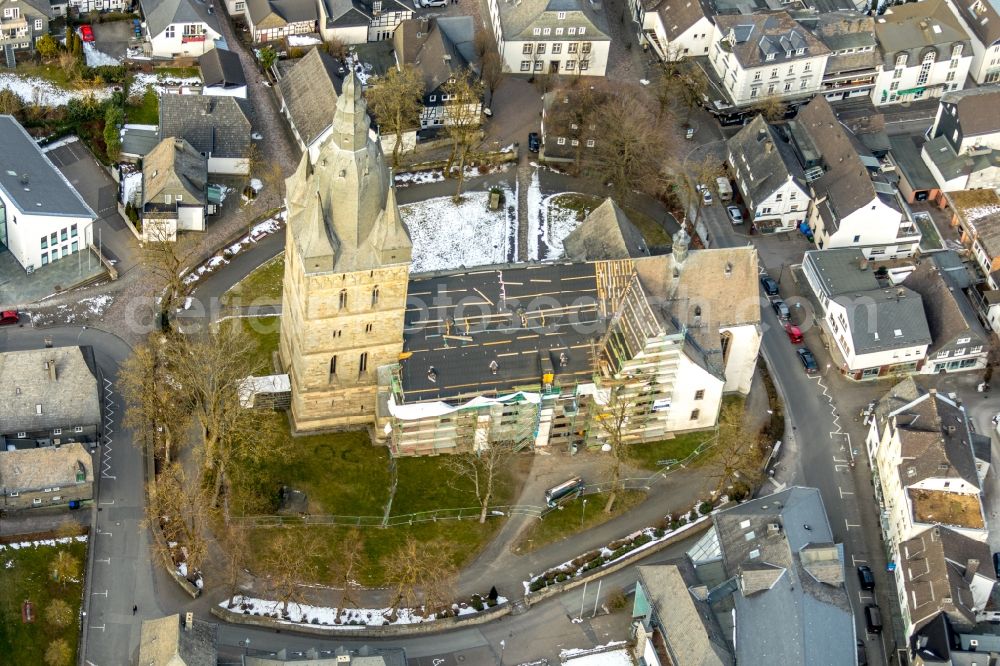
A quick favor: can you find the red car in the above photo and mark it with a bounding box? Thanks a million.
[0,310,20,325]
[80,25,95,42]
[784,323,803,343]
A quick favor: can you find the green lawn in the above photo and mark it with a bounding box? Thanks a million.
[126,88,159,125]
[221,254,285,306]
[233,315,281,372]
[0,538,87,663]
[626,431,714,472]
[514,490,646,554]
[152,66,202,79]
[15,61,78,89]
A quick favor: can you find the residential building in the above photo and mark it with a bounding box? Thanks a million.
[276,73,763,454]
[0,0,52,55]
[245,0,317,44]
[244,645,406,665]
[944,0,1000,84]
[901,261,989,374]
[158,96,251,175]
[896,526,996,640]
[0,115,96,273]
[803,11,879,101]
[0,443,93,511]
[276,47,343,161]
[392,17,481,129]
[141,138,210,243]
[138,614,218,666]
[867,378,988,556]
[631,562,734,666]
[922,135,1000,194]
[317,0,412,44]
[68,0,128,12]
[792,96,920,258]
[685,486,857,665]
[726,115,810,233]
[949,189,1000,287]
[708,12,830,109]
[0,346,101,448]
[140,0,223,58]
[910,614,1000,665]
[629,0,713,62]
[486,0,611,77]
[929,88,1000,154]
[872,0,973,106]
[803,249,932,379]
[199,47,248,98]
[538,86,606,168]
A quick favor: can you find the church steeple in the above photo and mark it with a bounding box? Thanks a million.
[332,72,371,151]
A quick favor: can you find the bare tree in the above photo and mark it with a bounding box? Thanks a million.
[592,384,638,514]
[44,599,74,629]
[44,640,72,666]
[366,65,425,168]
[707,400,766,500]
[50,551,80,588]
[671,155,726,227]
[141,225,198,326]
[545,84,609,174]
[655,59,709,122]
[442,71,484,201]
[118,337,188,465]
[220,519,253,600]
[246,142,286,199]
[383,537,458,614]
[263,529,321,615]
[334,529,365,608]
[750,96,786,122]
[443,439,520,523]
[150,462,212,574]
[473,29,503,101]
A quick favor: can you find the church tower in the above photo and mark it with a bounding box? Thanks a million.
[279,73,412,432]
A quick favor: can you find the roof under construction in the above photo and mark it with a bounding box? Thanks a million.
[400,262,602,401]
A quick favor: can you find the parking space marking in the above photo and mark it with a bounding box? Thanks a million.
[852,555,867,566]
[839,487,854,499]
[845,520,861,530]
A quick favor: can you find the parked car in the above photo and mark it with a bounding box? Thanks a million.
[857,640,868,666]
[685,126,696,139]
[784,323,803,343]
[527,132,540,153]
[857,565,875,591]
[726,205,743,224]
[797,347,819,374]
[701,189,713,206]
[772,299,790,320]
[864,605,882,634]
[760,275,779,296]
[0,310,19,326]
[80,24,95,42]
[993,552,1000,577]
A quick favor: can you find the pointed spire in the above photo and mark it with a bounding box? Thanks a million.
[332,71,371,150]
[673,226,691,265]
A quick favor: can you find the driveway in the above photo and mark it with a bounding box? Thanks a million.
[92,19,136,60]
[45,140,141,275]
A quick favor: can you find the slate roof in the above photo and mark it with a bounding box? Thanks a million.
[492,0,610,42]
[158,95,251,160]
[0,443,92,493]
[393,17,474,96]
[833,287,930,354]
[642,0,711,42]
[137,615,217,666]
[714,11,828,69]
[830,97,890,156]
[140,0,220,39]
[793,96,894,220]
[803,248,880,296]
[890,134,938,190]
[802,11,877,74]
[940,88,1000,139]
[319,0,374,28]
[0,115,95,219]
[923,135,1000,182]
[898,526,995,633]
[636,562,734,666]
[951,189,1000,257]
[199,48,246,89]
[0,346,100,435]
[277,48,343,149]
[246,0,317,27]
[901,261,986,353]
[9,0,53,19]
[707,486,855,666]
[875,0,971,61]
[142,137,208,207]
[727,115,806,212]
[950,0,1000,48]
[562,198,649,261]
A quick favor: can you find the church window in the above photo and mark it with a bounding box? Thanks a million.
[339,289,348,309]
[372,285,380,306]
[329,356,337,377]
[365,322,374,333]
[359,352,368,374]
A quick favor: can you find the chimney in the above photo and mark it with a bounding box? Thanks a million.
[46,359,56,382]
[419,17,429,34]
[184,611,194,630]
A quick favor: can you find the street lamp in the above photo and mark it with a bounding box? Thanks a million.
[580,499,587,527]
[242,638,250,656]
[500,639,506,666]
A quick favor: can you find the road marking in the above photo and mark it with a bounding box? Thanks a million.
[845,520,861,530]
[92,590,108,597]
[98,530,112,537]
[101,378,116,480]
[852,555,867,566]
[89,625,105,632]
[99,500,115,505]
[97,558,110,564]
[839,487,854,499]
[833,457,848,463]
[834,464,850,472]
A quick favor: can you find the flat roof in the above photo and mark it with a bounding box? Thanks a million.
[400,262,602,401]
[909,488,984,530]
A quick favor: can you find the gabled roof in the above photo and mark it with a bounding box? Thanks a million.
[140,0,220,39]
[563,198,650,261]
[0,346,100,435]
[875,0,971,55]
[832,287,930,354]
[199,47,246,89]
[642,0,711,43]
[319,0,372,28]
[940,87,1000,139]
[950,0,1000,47]
[727,115,806,211]
[803,11,877,73]
[277,48,343,149]
[901,261,986,354]
[246,0,317,27]
[393,17,474,95]
[492,0,610,42]
[0,443,92,493]
[158,95,251,160]
[142,137,208,207]
[0,115,95,219]
[137,614,217,666]
[10,0,53,19]
[714,11,828,69]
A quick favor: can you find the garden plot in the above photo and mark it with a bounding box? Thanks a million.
[400,186,517,273]
[0,72,115,106]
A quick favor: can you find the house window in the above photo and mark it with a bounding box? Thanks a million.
[235,1,244,8]
[183,24,201,37]
[896,54,907,67]
[804,62,811,72]
[16,432,25,438]
[523,43,532,54]
[429,95,436,102]
[946,71,956,82]
[568,27,576,35]
[3,7,19,18]
[557,11,566,18]
[34,19,42,30]
[581,42,591,54]
[890,81,899,91]
[766,53,775,61]
[565,60,575,70]
[8,491,17,497]
[568,43,578,54]
[784,82,792,92]
[571,139,579,146]
[53,428,62,435]
[74,426,83,433]
[71,241,78,253]
[972,345,983,354]
[534,60,543,71]
[952,44,963,59]
[579,60,589,71]
[694,389,705,400]
[520,61,531,71]
[533,28,541,35]
[555,28,563,35]
[40,237,47,249]
[41,252,48,265]
[338,289,348,309]
[853,235,861,242]
[371,285,380,306]
[767,84,776,94]
[61,228,68,242]
[552,43,562,54]
[557,137,566,145]
[787,65,794,75]
[166,25,175,38]
[958,337,971,344]
[70,224,78,238]
[799,79,808,89]
[750,87,759,98]
[690,409,700,420]
[954,348,966,356]
[586,139,594,147]
[579,27,586,35]
[359,352,368,374]
[536,43,546,54]
[33,498,42,505]
[542,27,551,35]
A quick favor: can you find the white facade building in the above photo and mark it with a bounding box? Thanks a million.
[945,0,1000,84]
[0,117,96,273]
[140,0,223,59]
[627,0,712,62]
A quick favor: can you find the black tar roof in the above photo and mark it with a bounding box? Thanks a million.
[401,263,603,401]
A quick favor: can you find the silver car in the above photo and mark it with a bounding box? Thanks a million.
[727,205,743,224]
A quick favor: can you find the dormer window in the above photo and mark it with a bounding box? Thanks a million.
[896,54,907,67]
[766,53,775,61]
[557,11,565,18]
[796,48,804,55]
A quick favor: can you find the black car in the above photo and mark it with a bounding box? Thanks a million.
[993,552,1000,577]
[760,275,779,296]
[528,132,540,153]
[772,299,790,320]
[797,347,819,374]
[857,565,875,591]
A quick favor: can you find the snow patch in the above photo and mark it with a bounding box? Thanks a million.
[249,178,263,192]
[129,72,202,98]
[121,166,142,206]
[0,72,114,106]
[287,35,322,46]
[560,643,631,666]
[83,41,121,67]
[540,192,588,260]
[41,135,80,152]
[393,162,511,188]
[964,204,1000,223]
[0,535,88,551]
